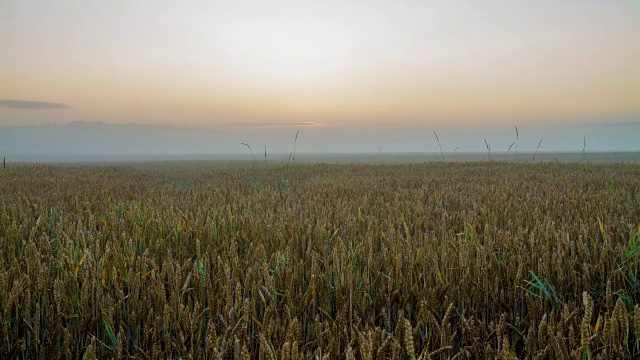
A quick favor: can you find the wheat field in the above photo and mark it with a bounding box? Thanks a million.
[0,161,639,359]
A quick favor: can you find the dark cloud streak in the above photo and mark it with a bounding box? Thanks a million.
[0,100,70,110]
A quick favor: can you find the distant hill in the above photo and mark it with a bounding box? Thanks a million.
[1,120,639,161]
[0,121,239,156]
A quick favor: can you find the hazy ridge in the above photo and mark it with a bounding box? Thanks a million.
[1,121,639,161]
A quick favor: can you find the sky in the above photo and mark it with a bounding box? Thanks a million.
[1,0,639,153]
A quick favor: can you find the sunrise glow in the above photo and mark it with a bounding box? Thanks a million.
[1,0,639,153]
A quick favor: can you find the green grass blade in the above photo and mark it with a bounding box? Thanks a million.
[104,319,118,349]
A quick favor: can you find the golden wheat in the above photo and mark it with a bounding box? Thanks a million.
[0,162,638,358]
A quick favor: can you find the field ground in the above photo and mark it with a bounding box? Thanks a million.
[1,161,639,358]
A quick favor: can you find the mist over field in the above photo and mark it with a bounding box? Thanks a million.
[1,120,639,161]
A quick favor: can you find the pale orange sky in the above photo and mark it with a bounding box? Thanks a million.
[1,0,639,146]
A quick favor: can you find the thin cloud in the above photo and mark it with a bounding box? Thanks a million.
[0,100,70,110]
[226,121,325,128]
